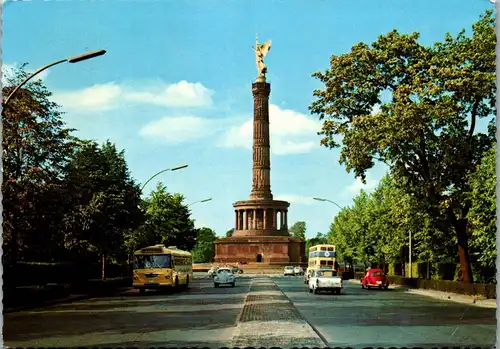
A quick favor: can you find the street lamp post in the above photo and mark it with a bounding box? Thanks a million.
[188,197,212,207]
[140,164,188,192]
[3,49,107,106]
[313,197,343,210]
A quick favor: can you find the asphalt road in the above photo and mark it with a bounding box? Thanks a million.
[4,274,496,348]
[4,275,252,348]
[274,275,496,348]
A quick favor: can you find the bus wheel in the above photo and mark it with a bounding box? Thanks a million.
[139,288,145,295]
[175,277,179,290]
[185,276,190,289]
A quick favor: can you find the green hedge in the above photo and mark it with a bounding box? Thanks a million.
[4,262,131,287]
[387,275,496,299]
[3,277,132,310]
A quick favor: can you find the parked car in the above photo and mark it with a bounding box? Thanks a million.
[207,266,217,278]
[308,269,343,294]
[283,266,295,276]
[231,265,244,274]
[361,268,389,290]
[294,266,304,275]
[214,267,236,288]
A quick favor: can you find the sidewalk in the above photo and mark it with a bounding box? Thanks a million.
[406,288,497,308]
[348,279,496,308]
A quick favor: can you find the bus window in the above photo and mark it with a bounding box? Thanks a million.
[320,260,327,265]
[134,254,172,269]
[321,247,326,251]
[327,261,334,265]
[327,247,334,251]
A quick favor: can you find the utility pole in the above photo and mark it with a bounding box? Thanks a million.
[409,230,412,278]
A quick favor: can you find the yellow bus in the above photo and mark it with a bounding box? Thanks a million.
[133,244,193,294]
[307,244,339,270]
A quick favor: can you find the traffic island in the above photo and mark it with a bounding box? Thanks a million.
[230,277,326,347]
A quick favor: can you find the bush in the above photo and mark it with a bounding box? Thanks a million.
[341,271,354,280]
[4,262,132,287]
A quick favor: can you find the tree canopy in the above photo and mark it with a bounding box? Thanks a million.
[2,64,206,282]
[310,10,496,282]
[289,221,306,239]
[192,227,217,263]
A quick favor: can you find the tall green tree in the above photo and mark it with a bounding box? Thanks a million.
[130,183,197,253]
[467,146,496,282]
[2,64,78,266]
[192,227,217,263]
[310,11,496,282]
[289,221,306,239]
[64,140,143,279]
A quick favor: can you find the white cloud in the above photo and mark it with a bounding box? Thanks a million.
[54,83,122,110]
[346,177,378,194]
[2,62,50,86]
[219,104,321,155]
[274,194,315,205]
[126,81,213,108]
[52,80,214,111]
[139,115,220,144]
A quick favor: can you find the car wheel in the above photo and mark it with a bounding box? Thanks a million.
[309,287,312,293]
[313,287,317,294]
[214,283,219,288]
[139,288,145,295]
[367,285,371,290]
[384,285,389,290]
[231,282,235,287]
[336,289,341,295]
[361,283,364,288]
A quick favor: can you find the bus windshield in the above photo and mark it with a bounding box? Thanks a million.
[134,254,172,269]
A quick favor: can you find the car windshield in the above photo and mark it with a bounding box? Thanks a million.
[134,254,172,269]
[372,271,384,276]
[218,269,231,274]
[285,266,293,270]
[317,270,337,277]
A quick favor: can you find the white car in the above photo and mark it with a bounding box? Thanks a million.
[294,266,304,275]
[283,266,295,276]
[308,269,343,294]
[214,267,236,288]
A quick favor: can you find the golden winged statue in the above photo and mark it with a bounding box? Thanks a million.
[253,34,271,79]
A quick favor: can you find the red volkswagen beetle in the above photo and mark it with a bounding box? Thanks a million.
[361,268,389,290]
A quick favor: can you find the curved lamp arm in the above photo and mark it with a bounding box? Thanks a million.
[188,197,212,207]
[3,49,106,106]
[140,164,188,192]
[313,197,343,210]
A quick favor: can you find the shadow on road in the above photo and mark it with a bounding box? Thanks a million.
[4,278,251,344]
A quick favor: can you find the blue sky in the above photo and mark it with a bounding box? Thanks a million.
[2,0,494,238]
